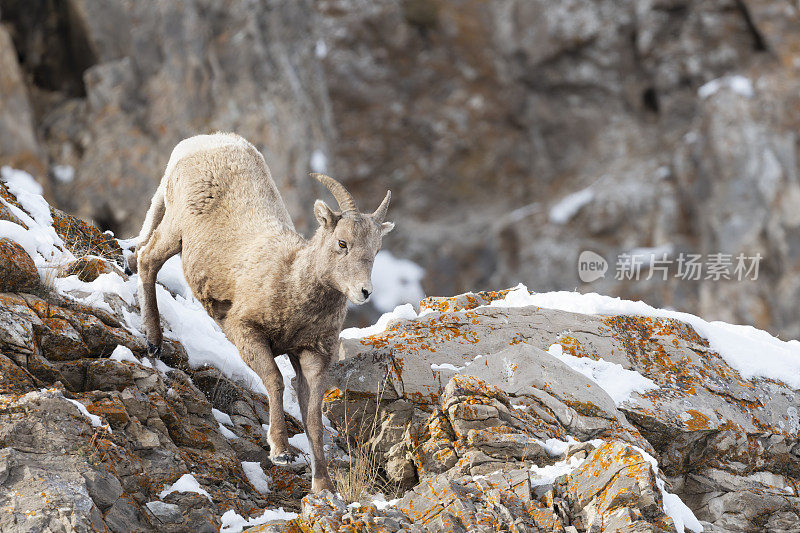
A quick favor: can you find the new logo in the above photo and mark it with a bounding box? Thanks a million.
[578,251,607,283]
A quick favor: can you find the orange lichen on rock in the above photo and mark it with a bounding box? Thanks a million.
[86,396,130,428]
[0,353,35,394]
[0,238,40,292]
[557,335,592,359]
[50,208,123,264]
[682,409,713,431]
[419,288,513,313]
[62,256,119,282]
[567,440,673,531]
[563,399,606,418]
[322,388,343,402]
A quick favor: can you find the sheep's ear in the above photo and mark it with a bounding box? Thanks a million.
[314,199,339,229]
[380,221,395,236]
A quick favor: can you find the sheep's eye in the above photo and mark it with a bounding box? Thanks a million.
[338,240,347,249]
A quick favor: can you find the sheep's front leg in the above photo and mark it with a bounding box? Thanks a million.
[298,349,334,493]
[228,323,293,464]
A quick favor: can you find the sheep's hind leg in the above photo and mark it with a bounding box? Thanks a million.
[289,354,309,423]
[136,215,180,356]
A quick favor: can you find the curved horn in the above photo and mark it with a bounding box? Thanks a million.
[372,190,391,222]
[311,173,357,213]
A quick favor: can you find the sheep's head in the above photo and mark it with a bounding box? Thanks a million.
[311,173,394,305]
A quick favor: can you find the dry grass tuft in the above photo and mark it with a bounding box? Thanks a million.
[38,259,73,295]
[333,443,382,503]
[86,425,113,465]
[331,382,396,503]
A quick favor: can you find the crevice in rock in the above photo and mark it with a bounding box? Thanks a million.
[734,0,768,52]
[0,0,97,98]
[401,0,440,39]
[93,203,121,236]
[642,87,659,114]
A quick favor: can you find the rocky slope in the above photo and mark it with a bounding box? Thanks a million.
[1,169,799,532]
[327,289,800,532]
[0,177,312,532]
[1,0,800,337]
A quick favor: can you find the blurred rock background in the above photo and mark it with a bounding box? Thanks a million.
[0,0,798,336]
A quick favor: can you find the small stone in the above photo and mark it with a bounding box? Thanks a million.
[62,256,118,282]
[127,418,160,449]
[230,438,270,463]
[83,469,123,511]
[145,501,182,523]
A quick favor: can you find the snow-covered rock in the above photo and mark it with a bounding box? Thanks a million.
[326,287,800,532]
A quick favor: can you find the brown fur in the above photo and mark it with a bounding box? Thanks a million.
[134,133,393,493]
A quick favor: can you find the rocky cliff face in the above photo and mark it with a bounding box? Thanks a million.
[325,289,800,532]
[1,0,799,337]
[1,175,799,532]
[0,0,331,235]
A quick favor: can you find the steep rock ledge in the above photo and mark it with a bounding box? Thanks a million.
[323,290,800,532]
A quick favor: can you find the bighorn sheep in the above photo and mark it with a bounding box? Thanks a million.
[132,132,393,493]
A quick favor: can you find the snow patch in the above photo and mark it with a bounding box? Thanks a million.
[109,345,139,364]
[150,280,269,393]
[547,344,657,406]
[241,461,271,493]
[220,508,298,533]
[529,438,702,533]
[218,423,238,440]
[275,354,303,421]
[632,446,703,533]
[212,408,233,426]
[539,436,580,457]
[2,166,44,196]
[157,255,193,299]
[340,303,419,339]
[56,272,137,306]
[154,358,174,376]
[288,433,312,457]
[64,397,111,434]
[371,493,401,510]
[159,473,212,502]
[530,454,588,487]
[0,167,74,277]
[431,362,465,372]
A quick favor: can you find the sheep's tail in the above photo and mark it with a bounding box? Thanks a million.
[127,185,165,274]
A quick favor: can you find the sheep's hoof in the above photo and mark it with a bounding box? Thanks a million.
[270,452,295,466]
[147,342,162,358]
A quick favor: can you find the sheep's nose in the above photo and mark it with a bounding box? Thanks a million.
[361,288,371,300]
